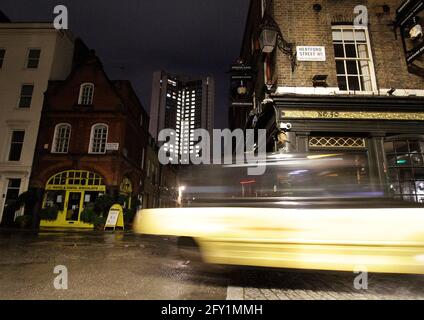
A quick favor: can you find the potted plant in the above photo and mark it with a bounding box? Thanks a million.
[40,206,59,221]
[80,205,106,230]
[14,215,33,229]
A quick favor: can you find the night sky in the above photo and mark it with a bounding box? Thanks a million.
[1,0,250,129]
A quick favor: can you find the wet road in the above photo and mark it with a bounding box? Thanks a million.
[1,229,424,300]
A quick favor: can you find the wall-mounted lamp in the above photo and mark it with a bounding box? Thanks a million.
[259,12,296,71]
[259,21,279,54]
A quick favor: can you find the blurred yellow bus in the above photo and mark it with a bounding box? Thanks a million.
[134,153,424,274]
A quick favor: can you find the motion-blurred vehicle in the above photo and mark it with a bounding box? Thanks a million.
[134,153,424,274]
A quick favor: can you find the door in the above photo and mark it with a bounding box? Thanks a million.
[66,192,82,221]
[1,178,21,225]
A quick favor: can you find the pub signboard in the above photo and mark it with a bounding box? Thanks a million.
[396,0,424,69]
[230,60,254,107]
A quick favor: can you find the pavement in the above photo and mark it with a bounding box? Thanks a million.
[1,229,424,300]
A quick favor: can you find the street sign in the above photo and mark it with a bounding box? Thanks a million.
[296,46,326,62]
[231,65,252,71]
[104,204,124,231]
[106,143,119,151]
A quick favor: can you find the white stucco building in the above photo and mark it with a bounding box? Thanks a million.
[0,22,75,224]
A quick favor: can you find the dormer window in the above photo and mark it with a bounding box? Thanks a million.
[78,83,94,105]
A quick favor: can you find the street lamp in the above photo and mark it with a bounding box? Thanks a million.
[259,22,279,54]
[258,13,296,71]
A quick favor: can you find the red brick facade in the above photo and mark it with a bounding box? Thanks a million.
[30,51,150,197]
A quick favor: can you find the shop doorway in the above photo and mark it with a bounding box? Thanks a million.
[0,178,21,225]
[119,176,133,209]
[41,170,106,228]
[66,192,82,221]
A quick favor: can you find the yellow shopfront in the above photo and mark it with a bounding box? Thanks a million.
[119,176,133,209]
[40,170,106,229]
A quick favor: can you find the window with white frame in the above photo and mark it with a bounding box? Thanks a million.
[332,26,376,92]
[78,83,94,105]
[52,124,71,153]
[89,124,108,154]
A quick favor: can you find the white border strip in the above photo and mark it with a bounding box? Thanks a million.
[226,285,244,300]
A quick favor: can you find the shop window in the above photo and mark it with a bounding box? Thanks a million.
[120,176,133,209]
[385,139,424,203]
[83,191,101,210]
[394,140,409,153]
[46,170,105,188]
[332,26,376,92]
[42,171,106,225]
[44,190,66,211]
[120,177,133,194]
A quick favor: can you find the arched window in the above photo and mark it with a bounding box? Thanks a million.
[89,124,108,154]
[78,83,94,105]
[52,123,71,153]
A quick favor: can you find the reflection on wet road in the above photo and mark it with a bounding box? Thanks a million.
[1,230,424,300]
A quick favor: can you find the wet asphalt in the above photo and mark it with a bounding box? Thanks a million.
[0,229,227,300]
[1,229,424,300]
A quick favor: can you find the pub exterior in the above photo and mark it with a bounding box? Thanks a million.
[232,0,424,202]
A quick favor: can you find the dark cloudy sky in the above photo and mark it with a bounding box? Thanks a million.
[1,0,250,129]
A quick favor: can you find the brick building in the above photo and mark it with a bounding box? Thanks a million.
[30,49,150,228]
[234,0,424,202]
[142,136,179,209]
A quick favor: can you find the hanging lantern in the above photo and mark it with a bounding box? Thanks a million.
[259,24,278,53]
[237,80,248,95]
